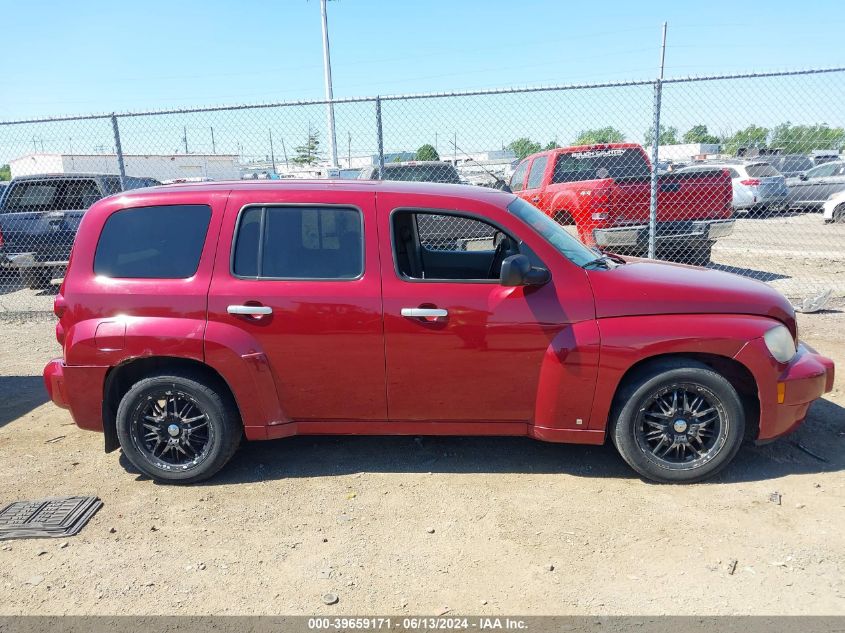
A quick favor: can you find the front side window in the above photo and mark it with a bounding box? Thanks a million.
[509,160,529,192]
[526,156,548,189]
[392,210,518,281]
[94,204,211,278]
[806,162,838,178]
[233,206,363,279]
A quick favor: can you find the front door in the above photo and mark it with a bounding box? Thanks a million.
[207,190,387,422]
[378,195,570,423]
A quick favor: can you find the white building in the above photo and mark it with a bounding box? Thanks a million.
[9,153,240,182]
[657,143,721,162]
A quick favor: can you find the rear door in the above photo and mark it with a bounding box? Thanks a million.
[206,189,387,422]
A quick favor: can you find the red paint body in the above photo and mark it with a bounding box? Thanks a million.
[511,143,734,247]
[43,181,833,449]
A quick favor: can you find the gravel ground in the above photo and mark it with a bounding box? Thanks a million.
[0,307,843,616]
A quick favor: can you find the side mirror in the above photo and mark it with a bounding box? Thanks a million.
[500,254,550,287]
[799,173,809,181]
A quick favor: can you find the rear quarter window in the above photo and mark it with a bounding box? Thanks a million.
[94,204,211,278]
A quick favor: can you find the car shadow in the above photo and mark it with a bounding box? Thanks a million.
[708,263,791,283]
[0,375,49,429]
[123,396,844,487]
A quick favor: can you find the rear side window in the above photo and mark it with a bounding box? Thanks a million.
[526,156,548,189]
[94,205,211,278]
[232,206,363,279]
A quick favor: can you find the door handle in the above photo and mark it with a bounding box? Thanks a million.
[227,305,273,317]
[401,308,448,319]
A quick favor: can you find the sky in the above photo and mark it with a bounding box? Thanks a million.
[0,0,843,163]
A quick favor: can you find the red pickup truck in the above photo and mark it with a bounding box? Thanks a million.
[510,143,735,264]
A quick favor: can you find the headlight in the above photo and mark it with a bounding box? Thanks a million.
[763,325,796,363]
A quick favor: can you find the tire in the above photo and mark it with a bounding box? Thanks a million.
[610,360,745,484]
[833,204,845,224]
[116,371,242,484]
[20,268,53,290]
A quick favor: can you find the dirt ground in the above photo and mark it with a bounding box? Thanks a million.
[0,306,843,617]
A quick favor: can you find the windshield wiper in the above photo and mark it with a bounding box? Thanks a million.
[582,251,626,269]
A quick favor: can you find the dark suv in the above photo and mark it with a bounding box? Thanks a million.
[0,173,158,288]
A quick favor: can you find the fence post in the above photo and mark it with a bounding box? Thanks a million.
[648,22,668,260]
[375,96,385,179]
[110,113,127,191]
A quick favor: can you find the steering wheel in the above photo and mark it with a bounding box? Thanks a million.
[487,233,510,279]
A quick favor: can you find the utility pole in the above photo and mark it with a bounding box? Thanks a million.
[210,127,216,154]
[347,131,351,168]
[269,129,276,175]
[320,0,339,168]
[183,126,189,154]
[281,137,289,168]
[647,21,668,260]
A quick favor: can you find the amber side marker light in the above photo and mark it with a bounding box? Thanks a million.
[777,382,786,404]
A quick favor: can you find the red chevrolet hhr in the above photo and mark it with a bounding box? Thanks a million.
[43,181,834,484]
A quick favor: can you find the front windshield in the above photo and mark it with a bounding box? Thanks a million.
[507,197,597,267]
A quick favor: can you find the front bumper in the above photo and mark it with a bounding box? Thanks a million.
[734,341,835,441]
[593,219,735,249]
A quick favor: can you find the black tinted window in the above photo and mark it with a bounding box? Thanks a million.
[553,148,650,183]
[94,205,211,278]
[4,179,102,213]
[381,164,460,183]
[233,206,363,279]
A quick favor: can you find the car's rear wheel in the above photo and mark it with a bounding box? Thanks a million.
[116,371,242,484]
[833,204,845,223]
[611,361,745,483]
[552,210,575,226]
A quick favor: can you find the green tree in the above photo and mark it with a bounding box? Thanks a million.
[572,127,625,146]
[682,124,721,145]
[415,144,440,161]
[722,125,769,155]
[291,125,322,165]
[769,122,845,154]
[507,137,542,160]
[644,125,679,146]
[543,140,559,151]
[0,164,9,181]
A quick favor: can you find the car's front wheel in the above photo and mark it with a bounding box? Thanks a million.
[116,371,242,484]
[611,361,745,483]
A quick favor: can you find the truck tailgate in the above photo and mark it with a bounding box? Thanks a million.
[611,171,732,224]
[0,209,85,263]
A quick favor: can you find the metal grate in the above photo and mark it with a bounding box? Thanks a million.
[0,495,102,539]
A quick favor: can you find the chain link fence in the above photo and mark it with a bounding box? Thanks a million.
[0,68,843,313]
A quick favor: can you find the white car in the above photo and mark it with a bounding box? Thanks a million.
[822,189,845,223]
[678,161,789,212]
